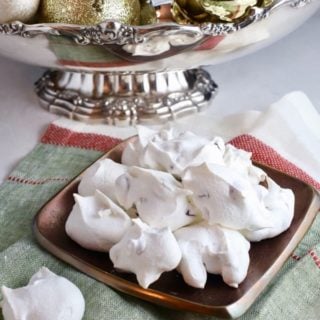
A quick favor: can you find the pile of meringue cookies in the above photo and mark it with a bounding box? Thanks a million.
[66,126,295,290]
[0,0,259,26]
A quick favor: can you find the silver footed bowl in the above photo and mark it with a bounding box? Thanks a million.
[0,0,318,125]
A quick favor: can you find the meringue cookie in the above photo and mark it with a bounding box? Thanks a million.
[121,126,156,167]
[66,190,131,252]
[174,222,250,288]
[109,219,182,289]
[1,267,85,320]
[116,166,197,230]
[223,144,266,185]
[122,126,225,176]
[78,158,127,202]
[241,176,295,241]
[183,163,271,230]
[183,163,295,242]
[0,0,40,24]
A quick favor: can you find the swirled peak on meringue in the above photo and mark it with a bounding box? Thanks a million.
[109,219,182,289]
[66,190,131,252]
[241,176,295,241]
[1,267,85,320]
[78,158,127,201]
[223,144,266,185]
[174,222,250,288]
[115,166,198,230]
[122,125,225,177]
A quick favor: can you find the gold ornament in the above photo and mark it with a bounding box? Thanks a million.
[140,0,157,25]
[172,0,258,24]
[40,0,141,25]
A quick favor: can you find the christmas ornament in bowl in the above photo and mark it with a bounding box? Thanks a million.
[0,0,318,125]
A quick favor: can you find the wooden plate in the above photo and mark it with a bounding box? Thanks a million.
[33,137,320,318]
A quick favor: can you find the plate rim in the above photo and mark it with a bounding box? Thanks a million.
[33,138,320,319]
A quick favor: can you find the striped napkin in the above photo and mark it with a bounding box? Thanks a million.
[0,91,319,320]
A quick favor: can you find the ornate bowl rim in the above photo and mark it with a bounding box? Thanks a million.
[0,0,309,45]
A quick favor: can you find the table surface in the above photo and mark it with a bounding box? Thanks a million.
[0,12,319,184]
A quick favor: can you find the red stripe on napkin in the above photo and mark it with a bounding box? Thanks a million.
[309,250,320,269]
[41,124,122,153]
[291,254,301,261]
[7,176,69,185]
[230,134,320,190]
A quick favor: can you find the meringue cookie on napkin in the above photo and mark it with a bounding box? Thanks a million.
[122,125,225,176]
[109,218,182,289]
[78,158,127,202]
[1,267,85,320]
[116,166,197,230]
[174,222,250,288]
[66,190,131,252]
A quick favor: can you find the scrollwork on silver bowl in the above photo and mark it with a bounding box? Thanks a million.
[61,21,143,46]
[0,0,318,125]
[0,0,313,59]
[35,69,217,126]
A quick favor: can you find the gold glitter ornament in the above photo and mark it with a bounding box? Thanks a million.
[140,0,157,25]
[172,0,258,24]
[40,0,141,25]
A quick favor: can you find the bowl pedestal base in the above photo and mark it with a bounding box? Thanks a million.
[35,68,218,126]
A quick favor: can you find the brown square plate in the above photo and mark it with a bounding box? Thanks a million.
[33,137,320,318]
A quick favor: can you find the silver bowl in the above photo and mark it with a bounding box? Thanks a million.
[0,0,318,125]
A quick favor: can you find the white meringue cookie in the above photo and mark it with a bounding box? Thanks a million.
[241,177,295,241]
[122,126,225,176]
[78,159,126,202]
[174,222,250,288]
[183,163,271,230]
[1,267,85,320]
[183,163,295,242]
[109,219,182,289]
[116,166,197,230]
[223,144,266,185]
[121,126,157,167]
[66,190,131,252]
